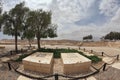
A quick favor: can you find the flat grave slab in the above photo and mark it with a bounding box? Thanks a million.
[61,53,91,74]
[23,52,53,74]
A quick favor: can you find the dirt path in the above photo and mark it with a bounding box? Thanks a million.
[53,59,63,74]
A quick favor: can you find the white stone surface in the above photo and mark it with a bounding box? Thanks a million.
[61,53,91,74]
[23,52,53,74]
[61,53,91,64]
[17,75,32,80]
[86,76,96,80]
[102,57,114,63]
[23,52,53,64]
[1,57,10,62]
[112,63,120,69]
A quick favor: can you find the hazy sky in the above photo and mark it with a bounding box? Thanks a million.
[1,0,120,40]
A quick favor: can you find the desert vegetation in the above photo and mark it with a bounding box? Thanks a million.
[103,31,120,40]
[16,48,101,63]
[0,1,120,80]
[83,35,93,41]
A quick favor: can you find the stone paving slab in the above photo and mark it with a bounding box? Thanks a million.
[102,57,114,63]
[0,57,10,62]
[17,75,32,80]
[112,63,120,69]
[86,76,96,80]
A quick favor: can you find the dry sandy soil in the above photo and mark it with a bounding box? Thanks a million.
[81,47,120,57]
[0,41,120,80]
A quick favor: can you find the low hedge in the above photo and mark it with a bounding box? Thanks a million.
[15,54,29,62]
[15,50,37,62]
[87,55,102,63]
[38,48,79,58]
[15,48,101,63]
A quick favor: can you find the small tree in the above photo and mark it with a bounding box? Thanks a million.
[0,2,29,53]
[104,32,120,40]
[26,10,57,49]
[0,0,2,28]
[21,27,35,47]
[83,35,93,41]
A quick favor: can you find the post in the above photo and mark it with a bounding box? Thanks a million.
[68,47,70,49]
[117,55,119,60]
[79,47,80,50]
[91,50,93,53]
[10,51,12,55]
[54,73,58,80]
[7,62,11,70]
[21,48,23,53]
[44,46,46,49]
[103,63,107,71]
[102,52,104,56]
[84,48,85,51]
[56,47,58,49]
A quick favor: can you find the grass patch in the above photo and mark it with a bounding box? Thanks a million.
[15,48,101,63]
[87,55,102,63]
[15,54,29,62]
[15,50,37,62]
[38,48,79,58]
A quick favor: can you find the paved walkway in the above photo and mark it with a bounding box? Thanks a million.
[17,75,32,80]
[112,63,120,69]
[53,59,63,74]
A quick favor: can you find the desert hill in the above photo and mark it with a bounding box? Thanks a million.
[0,39,120,48]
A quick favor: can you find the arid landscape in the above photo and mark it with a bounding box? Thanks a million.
[1,0,120,80]
[0,39,120,80]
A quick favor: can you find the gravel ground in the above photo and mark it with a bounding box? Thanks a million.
[0,62,19,80]
[0,58,120,80]
[0,45,120,80]
[94,66,120,80]
[53,59,63,74]
[81,47,120,57]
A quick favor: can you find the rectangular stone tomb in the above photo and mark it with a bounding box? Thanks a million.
[61,53,91,74]
[23,52,53,74]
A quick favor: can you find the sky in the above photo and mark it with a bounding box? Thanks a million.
[1,0,120,40]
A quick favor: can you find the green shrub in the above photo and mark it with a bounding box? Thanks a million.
[15,50,37,62]
[54,51,61,58]
[15,54,29,62]
[38,48,79,58]
[15,48,102,63]
[87,55,102,63]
